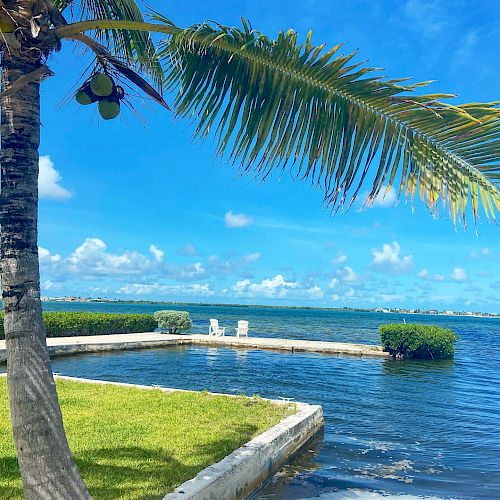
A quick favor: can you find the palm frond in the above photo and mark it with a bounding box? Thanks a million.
[56,0,163,88]
[158,18,500,226]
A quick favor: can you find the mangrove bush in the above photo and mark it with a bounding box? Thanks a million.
[379,323,458,360]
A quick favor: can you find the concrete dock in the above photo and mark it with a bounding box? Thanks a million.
[0,332,389,364]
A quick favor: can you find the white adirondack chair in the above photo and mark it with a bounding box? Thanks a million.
[209,318,225,336]
[235,320,249,338]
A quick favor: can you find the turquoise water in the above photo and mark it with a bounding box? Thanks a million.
[12,303,500,498]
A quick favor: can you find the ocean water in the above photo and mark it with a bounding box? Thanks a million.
[8,302,500,498]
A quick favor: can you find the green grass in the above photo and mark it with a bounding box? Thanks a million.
[0,378,295,499]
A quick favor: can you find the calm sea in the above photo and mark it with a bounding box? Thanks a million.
[9,302,500,499]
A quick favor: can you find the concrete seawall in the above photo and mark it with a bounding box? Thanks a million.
[13,375,324,500]
[0,332,389,364]
[165,399,323,500]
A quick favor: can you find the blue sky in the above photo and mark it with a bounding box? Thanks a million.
[37,0,500,311]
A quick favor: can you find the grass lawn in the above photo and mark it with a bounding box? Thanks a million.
[0,378,295,499]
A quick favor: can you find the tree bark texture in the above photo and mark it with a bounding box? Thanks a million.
[0,50,91,498]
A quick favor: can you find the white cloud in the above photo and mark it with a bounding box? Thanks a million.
[38,238,263,287]
[342,267,360,283]
[371,241,414,274]
[41,280,62,291]
[241,252,261,264]
[149,244,164,262]
[117,283,214,297]
[328,286,357,302]
[177,262,206,279]
[66,238,155,277]
[451,267,468,282]
[327,269,364,301]
[417,269,445,282]
[231,275,325,301]
[38,246,64,277]
[328,286,363,302]
[230,279,251,293]
[417,269,427,278]
[367,186,397,208]
[38,156,72,200]
[42,238,208,282]
[232,274,298,298]
[183,283,214,296]
[38,246,61,264]
[328,278,339,288]
[336,266,362,284]
[331,253,348,264]
[224,211,254,228]
[305,286,324,300]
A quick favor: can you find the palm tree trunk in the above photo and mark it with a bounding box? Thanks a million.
[0,54,90,498]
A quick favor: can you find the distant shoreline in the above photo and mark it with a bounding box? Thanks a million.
[40,297,500,319]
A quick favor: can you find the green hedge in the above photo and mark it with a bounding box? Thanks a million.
[0,312,157,340]
[379,323,458,360]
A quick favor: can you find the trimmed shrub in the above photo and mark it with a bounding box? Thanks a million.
[154,310,192,334]
[379,323,458,360]
[0,311,156,340]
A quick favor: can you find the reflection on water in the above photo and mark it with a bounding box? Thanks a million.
[6,304,499,499]
[381,358,455,377]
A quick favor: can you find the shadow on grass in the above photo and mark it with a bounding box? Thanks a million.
[1,424,260,499]
[74,446,187,499]
[0,455,23,499]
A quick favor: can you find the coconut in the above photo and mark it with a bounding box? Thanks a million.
[75,82,98,105]
[90,73,114,97]
[75,90,93,105]
[98,98,120,120]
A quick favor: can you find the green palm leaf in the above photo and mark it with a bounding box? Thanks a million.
[157,18,500,226]
[54,0,163,88]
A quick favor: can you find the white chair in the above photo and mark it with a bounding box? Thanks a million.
[209,318,225,336]
[235,320,249,338]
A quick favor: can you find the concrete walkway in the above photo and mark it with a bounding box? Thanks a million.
[189,334,387,357]
[0,332,388,364]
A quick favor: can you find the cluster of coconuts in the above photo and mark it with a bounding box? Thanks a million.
[75,73,125,120]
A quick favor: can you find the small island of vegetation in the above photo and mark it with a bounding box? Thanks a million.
[380,323,458,360]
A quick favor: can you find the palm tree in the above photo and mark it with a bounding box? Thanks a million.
[0,1,498,497]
